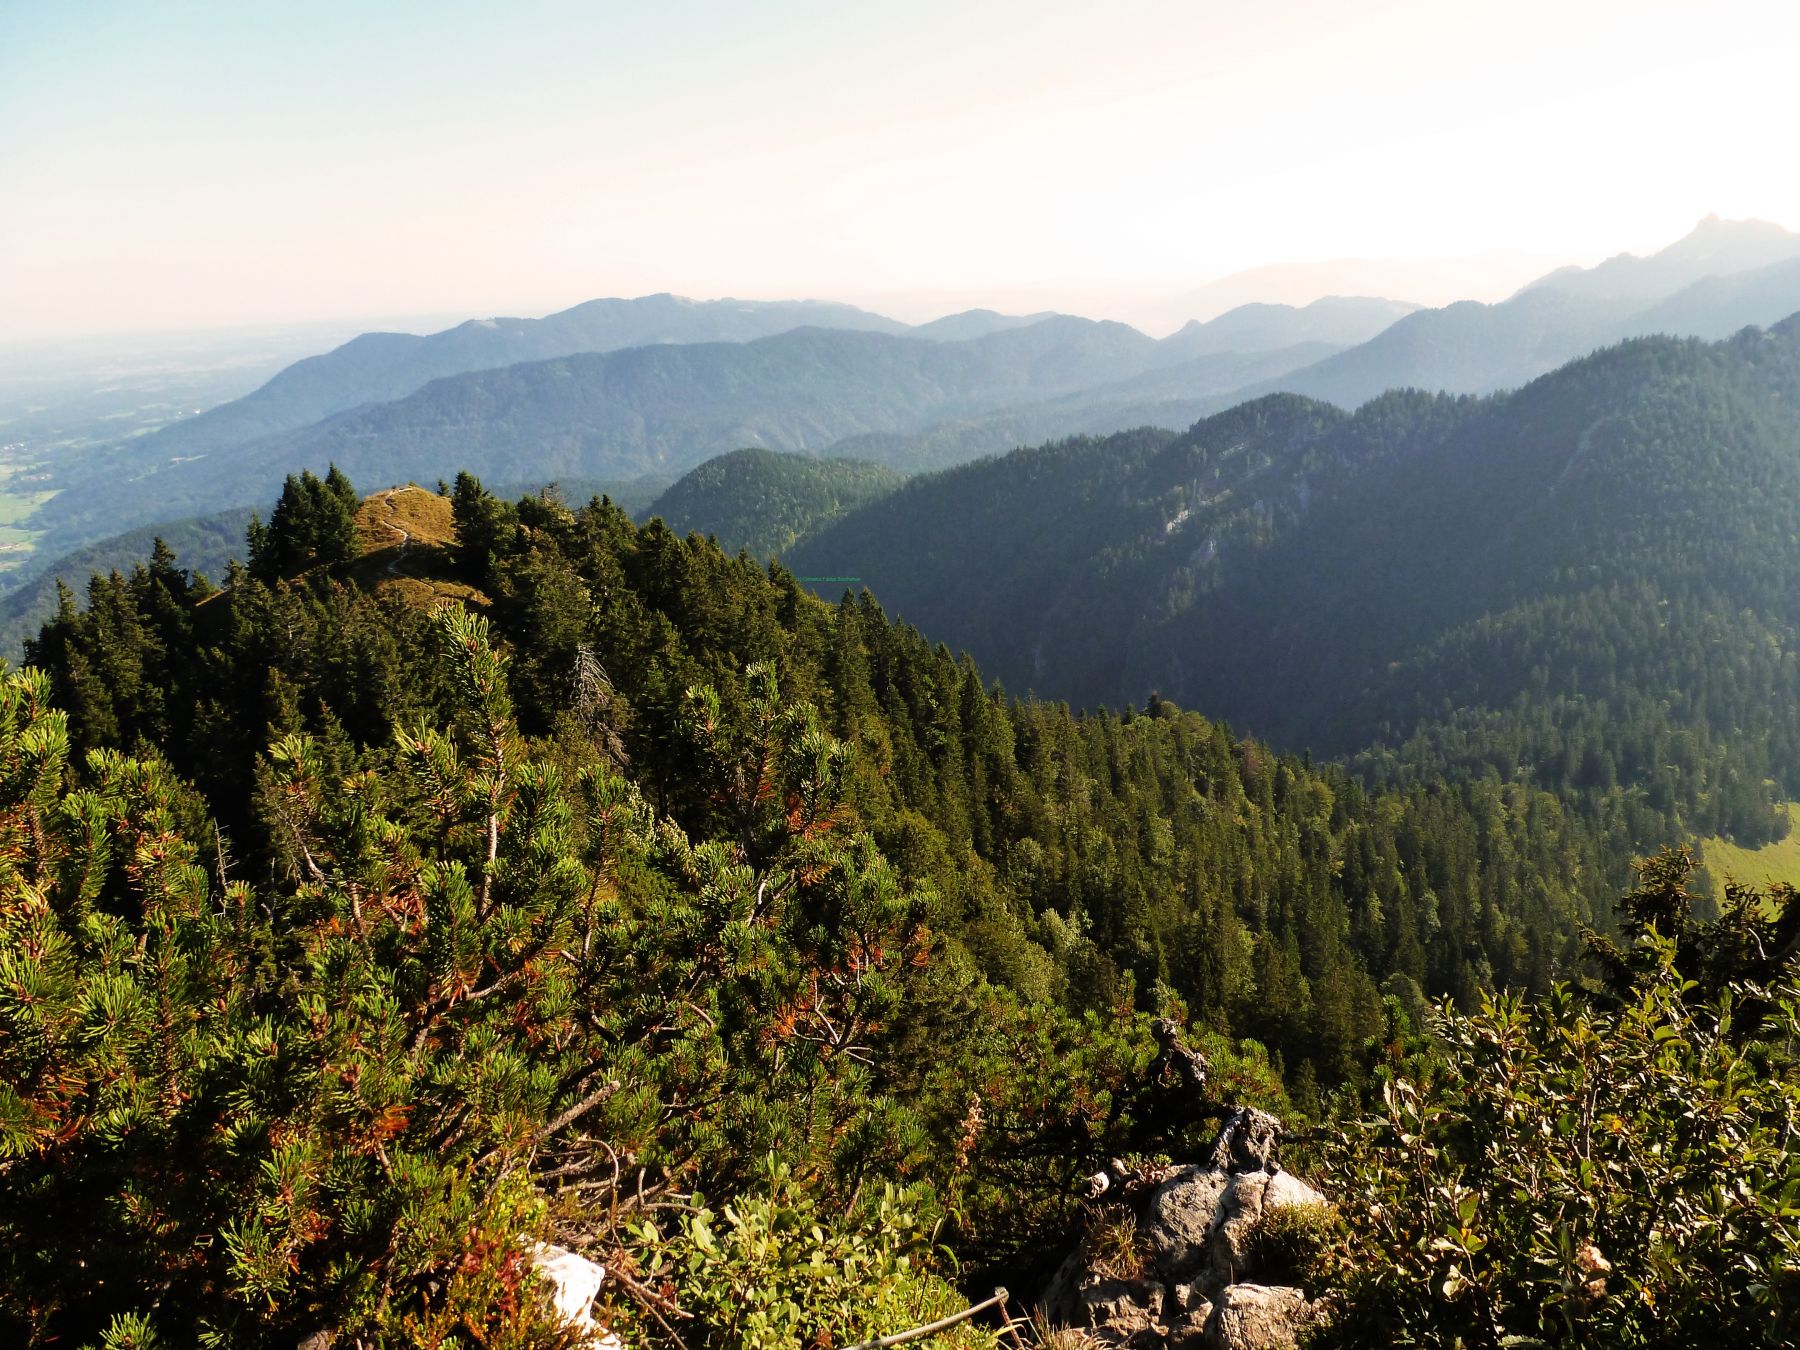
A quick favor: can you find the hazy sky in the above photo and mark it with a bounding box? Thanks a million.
[5,0,1799,338]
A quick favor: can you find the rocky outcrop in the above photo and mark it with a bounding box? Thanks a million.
[1204,1284,1322,1350]
[1041,1159,1330,1350]
[1041,1022,1332,1350]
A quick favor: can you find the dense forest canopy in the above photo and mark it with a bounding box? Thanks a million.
[792,318,1800,865]
[645,450,902,559]
[24,470,1622,1093]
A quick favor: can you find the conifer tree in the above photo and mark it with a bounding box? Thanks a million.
[248,469,358,582]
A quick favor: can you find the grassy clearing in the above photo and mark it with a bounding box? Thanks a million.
[349,485,482,610]
[0,459,59,571]
[354,483,456,555]
[197,485,483,616]
[0,490,53,528]
[1699,802,1800,891]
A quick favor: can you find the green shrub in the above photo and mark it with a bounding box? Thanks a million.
[626,1159,993,1350]
[1316,934,1800,1347]
[1243,1201,1341,1291]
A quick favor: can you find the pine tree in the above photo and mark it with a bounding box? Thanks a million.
[249,469,359,582]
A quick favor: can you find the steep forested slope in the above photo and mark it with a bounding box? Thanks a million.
[818,340,1339,473]
[792,317,1800,853]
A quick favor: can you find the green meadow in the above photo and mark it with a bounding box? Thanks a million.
[1700,801,1800,891]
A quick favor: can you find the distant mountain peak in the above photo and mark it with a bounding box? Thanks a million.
[1159,296,1415,360]
[1519,216,1800,304]
[1664,213,1796,257]
[908,309,1064,341]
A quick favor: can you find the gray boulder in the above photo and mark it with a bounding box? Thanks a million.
[1040,1160,1328,1350]
[1141,1167,1233,1278]
[1141,1165,1326,1292]
[1204,1284,1321,1350]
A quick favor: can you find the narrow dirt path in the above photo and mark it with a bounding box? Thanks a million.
[379,486,414,574]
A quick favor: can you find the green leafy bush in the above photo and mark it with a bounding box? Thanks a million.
[1317,936,1800,1347]
[627,1159,992,1350]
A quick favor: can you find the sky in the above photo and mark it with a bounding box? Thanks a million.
[5,0,1800,339]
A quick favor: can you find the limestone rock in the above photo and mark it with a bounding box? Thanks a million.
[1202,1284,1320,1350]
[1142,1166,1231,1280]
[1170,1279,1210,1315]
[1040,1153,1330,1350]
[1209,1170,1326,1283]
[1166,1296,1214,1350]
[528,1242,624,1349]
[1140,1165,1327,1289]
[1261,1170,1327,1213]
[1206,1172,1271,1283]
[1041,1258,1167,1348]
[1080,1277,1167,1347]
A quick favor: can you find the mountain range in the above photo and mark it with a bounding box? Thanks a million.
[17,216,1800,597]
[1519,212,1800,303]
[1250,219,1800,409]
[725,220,1797,478]
[29,301,1407,545]
[84,295,907,466]
[57,292,1400,499]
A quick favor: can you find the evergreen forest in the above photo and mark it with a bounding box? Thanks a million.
[6,417,1797,1345]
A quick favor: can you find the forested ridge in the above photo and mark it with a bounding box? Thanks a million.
[5,451,1798,1343]
[645,450,902,559]
[24,472,1617,1090]
[791,316,1800,865]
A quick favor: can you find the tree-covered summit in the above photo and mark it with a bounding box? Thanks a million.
[790,316,1800,856]
[643,448,902,558]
